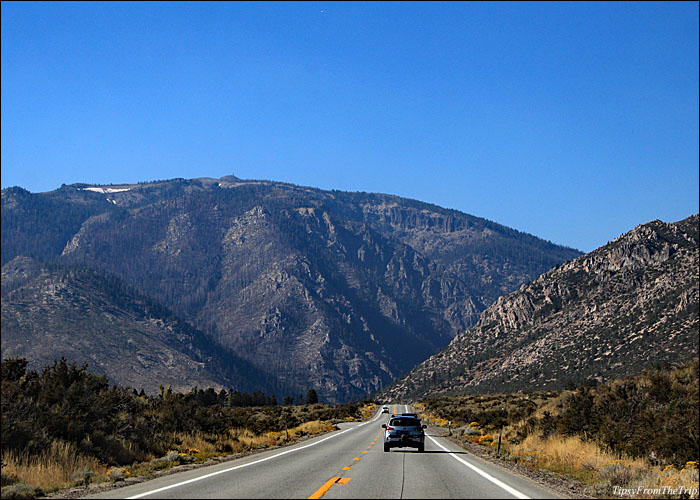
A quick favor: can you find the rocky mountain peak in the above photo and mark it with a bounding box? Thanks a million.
[2,177,582,402]
[380,214,699,401]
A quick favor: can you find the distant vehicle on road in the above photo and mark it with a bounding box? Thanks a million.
[382,405,390,414]
[382,415,426,452]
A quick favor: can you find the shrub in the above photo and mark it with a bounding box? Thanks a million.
[597,462,634,486]
[106,468,131,482]
[0,483,45,499]
[150,450,193,470]
[478,435,494,445]
[69,467,95,487]
[464,426,481,436]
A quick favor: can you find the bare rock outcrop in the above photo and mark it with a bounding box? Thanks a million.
[381,214,699,400]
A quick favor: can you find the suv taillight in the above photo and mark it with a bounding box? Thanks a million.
[385,426,394,431]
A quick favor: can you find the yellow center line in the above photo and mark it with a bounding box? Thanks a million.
[310,418,380,500]
[308,477,338,499]
[308,477,352,499]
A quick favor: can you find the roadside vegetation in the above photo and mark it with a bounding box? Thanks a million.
[416,360,699,499]
[1,357,374,498]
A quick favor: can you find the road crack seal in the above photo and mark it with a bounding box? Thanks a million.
[400,451,406,499]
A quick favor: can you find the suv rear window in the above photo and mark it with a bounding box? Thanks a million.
[390,418,420,427]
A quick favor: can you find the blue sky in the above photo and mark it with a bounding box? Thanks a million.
[2,1,698,253]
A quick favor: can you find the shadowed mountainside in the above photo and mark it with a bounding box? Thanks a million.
[380,214,699,401]
[1,257,290,396]
[2,176,581,402]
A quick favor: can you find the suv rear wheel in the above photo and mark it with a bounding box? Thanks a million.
[384,443,390,452]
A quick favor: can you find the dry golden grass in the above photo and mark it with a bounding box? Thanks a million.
[1,440,109,492]
[234,427,278,449]
[507,434,699,498]
[510,434,639,477]
[175,431,219,455]
[168,420,337,460]
[293,419,336,436]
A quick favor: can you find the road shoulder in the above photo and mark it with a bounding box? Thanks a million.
[429,427,591,499]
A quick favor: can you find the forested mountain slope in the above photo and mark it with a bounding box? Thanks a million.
[2,176,581,401]
[1,256,287,395]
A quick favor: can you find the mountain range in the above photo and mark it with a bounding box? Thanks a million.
[1,176,581,402]
[380,214,699,401]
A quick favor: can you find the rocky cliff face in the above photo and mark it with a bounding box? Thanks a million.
[2,177,581,402]
[380,215,699,400]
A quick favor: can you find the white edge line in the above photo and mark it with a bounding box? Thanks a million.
[127,409,384,499]
[427,435,530,499]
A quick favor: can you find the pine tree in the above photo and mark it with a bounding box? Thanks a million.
[305,389,318,404]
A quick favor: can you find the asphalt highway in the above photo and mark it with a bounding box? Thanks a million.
[88,405,561,499]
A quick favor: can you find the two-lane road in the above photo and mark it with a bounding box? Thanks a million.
[89,405,561,499]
